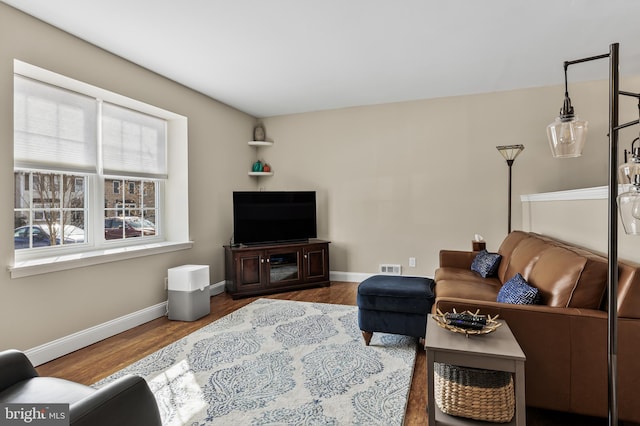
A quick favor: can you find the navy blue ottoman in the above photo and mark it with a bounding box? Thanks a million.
[357,275,435,345]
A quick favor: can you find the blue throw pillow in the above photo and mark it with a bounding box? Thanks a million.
[497,273,541,305]
[470,250,502,278]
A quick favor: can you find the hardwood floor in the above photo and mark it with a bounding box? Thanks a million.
[36,281,626,425]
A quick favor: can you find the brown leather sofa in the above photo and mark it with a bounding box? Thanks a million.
[433,231,640,423]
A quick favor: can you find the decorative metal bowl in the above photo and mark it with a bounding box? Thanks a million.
[432,308,502,336]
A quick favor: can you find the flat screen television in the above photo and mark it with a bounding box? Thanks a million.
[233,191,317,245]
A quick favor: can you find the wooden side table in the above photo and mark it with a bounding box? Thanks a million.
[425,318,526,425]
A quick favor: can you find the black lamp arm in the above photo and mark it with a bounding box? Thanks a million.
[564,52,610,68]
[560,53,611,119]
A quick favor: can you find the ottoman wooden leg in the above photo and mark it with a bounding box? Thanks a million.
[362,331,373,346]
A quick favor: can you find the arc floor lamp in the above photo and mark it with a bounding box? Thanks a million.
[546,42,640,426]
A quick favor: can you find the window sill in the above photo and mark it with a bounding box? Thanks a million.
[9,241,194,279]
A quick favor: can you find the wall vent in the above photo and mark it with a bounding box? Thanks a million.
[379,264,402,275]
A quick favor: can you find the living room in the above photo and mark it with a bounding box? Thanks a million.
[2,1,640,425]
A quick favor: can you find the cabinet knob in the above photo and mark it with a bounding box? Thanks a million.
[304,254,308,259]
[266,258,270,263]
[261,258,265,263]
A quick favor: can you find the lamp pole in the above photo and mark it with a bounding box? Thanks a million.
[607,43,619,426]
[507,159,514,234]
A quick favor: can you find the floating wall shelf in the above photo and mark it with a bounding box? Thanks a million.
[248,140,273,177]
[248,141,274,147]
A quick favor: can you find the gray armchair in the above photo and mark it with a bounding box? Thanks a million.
[0,349,161,426]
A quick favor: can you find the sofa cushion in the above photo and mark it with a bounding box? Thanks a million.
[497,273,541,305]
[497,231,532,282]
[435,279,501,303]
[435,267,497,283]
[502,237,549,284]
[471,250,502,278]
[528,246,606,308]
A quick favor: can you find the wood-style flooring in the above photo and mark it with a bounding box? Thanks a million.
[36,281,627,425]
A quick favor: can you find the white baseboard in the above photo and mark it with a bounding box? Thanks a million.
[329,271,430,282]
[27,281,228,367]
[26,301,168,367]
[329,271,372,283]
[210,280,225,296]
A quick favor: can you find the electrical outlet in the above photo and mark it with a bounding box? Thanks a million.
[409,257,416,267]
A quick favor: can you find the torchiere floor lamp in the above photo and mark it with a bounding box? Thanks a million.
[496,144,524,234]
[546,42,640,426]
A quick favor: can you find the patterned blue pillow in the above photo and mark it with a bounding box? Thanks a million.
[470,250,502,278]
[497,273,541,305]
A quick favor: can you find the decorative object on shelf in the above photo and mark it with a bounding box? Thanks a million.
[252,160,263,172]
[545,43,640,426]
[253,123,266,141]
[432,309,501,337]
[262,163,271,173]
[496,144,524,234]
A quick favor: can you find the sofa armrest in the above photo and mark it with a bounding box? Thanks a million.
[439,250,477,269]
[0,349,39,392]
[71,375,161,426]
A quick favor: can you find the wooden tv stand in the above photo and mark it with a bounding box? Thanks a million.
[224,239,330,299]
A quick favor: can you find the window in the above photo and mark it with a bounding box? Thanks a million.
[104,178,157,240]
[10,60,190,278]
[13,72,166,253]
[14,171,86,249]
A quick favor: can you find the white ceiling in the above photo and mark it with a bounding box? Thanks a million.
[4,0,640,117]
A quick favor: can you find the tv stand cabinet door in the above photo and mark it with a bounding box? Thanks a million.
[266,247,303,288]
[234,250,265,295]
[303,243,329,283]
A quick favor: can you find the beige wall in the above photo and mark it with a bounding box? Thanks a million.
[0,4,255,351]
[262,75,640,276]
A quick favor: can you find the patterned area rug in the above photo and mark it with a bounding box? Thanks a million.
[95,299,417,425]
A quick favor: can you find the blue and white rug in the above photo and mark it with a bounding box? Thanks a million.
[95,299,417,425]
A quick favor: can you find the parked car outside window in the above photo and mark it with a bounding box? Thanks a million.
[14,224,85,249]
[104,217,156,240]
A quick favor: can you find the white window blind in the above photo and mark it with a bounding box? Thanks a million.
[102,102,167,179]
[14,75,98,173]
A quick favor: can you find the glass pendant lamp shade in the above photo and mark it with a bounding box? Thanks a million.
[547,86,588,158]
[618,146,640,234]
[618,184,640,235]
[619,146,640,190]
[547,116,588,158]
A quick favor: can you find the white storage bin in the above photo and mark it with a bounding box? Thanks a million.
[167,265,210,321]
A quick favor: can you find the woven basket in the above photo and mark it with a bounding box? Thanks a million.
[434,363,515,423]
